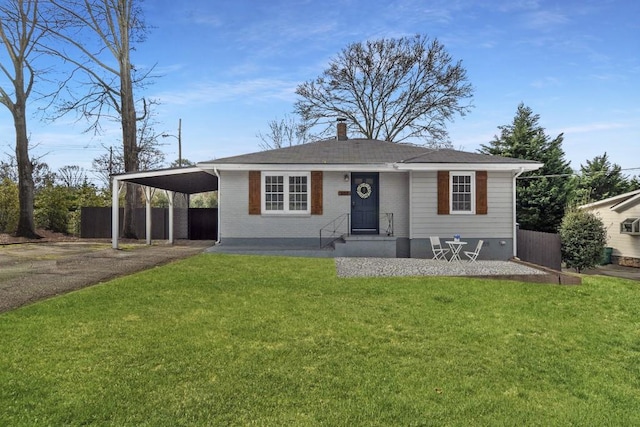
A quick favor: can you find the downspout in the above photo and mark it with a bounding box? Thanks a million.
[512,167,525,258]
[212,166,221,245]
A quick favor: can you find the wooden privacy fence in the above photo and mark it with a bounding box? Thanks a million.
[80,207,217,240]
[517,229,561,271]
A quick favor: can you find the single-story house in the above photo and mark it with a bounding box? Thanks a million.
[579,189,640,267]
[111,122,543,259]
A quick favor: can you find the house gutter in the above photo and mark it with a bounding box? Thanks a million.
[212,166,221,245]
[512,167,525,258]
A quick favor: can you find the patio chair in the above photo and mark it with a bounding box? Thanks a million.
[464,240,484,262]
[430,236,450,261]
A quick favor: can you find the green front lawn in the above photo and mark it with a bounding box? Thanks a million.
[1,254,639,425]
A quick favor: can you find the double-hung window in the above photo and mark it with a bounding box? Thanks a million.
[263,172,310,214]
[450,172,475,214]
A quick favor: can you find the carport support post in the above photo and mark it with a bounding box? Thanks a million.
[144,186,154,245]
[112,177,121,249]
[166,190,175,244]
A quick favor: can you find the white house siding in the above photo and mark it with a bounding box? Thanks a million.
[410,171,514,259]
[379,172,410,257]
[379,172,410,237]
[582,202,640,266]
[219,170,350,244]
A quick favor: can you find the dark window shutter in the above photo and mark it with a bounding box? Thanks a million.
[311,171,323,215]
[437,171,449,215]
[476,171,488,215]
[248,171,261,215]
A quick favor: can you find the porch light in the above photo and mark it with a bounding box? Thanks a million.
[344,174,350,182]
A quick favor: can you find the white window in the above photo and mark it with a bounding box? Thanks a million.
[450,172,475,214]
[262,172,310,214]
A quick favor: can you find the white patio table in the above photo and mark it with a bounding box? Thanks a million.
[445,240,467,262]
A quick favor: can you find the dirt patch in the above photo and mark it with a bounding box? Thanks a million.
[0,229,80,245]
[0,238,214,313]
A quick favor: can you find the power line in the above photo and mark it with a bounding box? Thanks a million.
[517,173,576,180]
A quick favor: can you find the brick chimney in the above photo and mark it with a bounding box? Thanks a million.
[336,118,348,141]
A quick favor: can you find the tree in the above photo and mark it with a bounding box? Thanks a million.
[0,0,47,238]
[67,179,107,235]
[0,177,19,233]
[169,158,195,168]
[574,152,631,203]
[34,182,73,233]
[46,0,153,238]
[294,34,473,146]
[0,158,17,181]
[480,103,574,232]
[190,192,217,208]
[256,114,315,150]
[57,165,87,188]
[92,114,166,190]
[560,209,607,273]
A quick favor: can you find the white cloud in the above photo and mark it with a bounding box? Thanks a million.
[560,122,628,134]
[153,78,298,106]
[522,10,569,30]
[530,76,561,88]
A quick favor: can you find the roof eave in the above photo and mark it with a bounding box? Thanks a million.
[392,162,544,172]
[197,162,397,172]
[112,166,209,179]
[611,193,640,212]
[199,161,544,172]
[579,189,640,210]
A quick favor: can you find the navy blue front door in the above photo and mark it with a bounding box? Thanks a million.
[351,173,379,234]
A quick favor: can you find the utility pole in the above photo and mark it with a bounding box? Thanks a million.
[162,118,183,167]
[178,118,182,167]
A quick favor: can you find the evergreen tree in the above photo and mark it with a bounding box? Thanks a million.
[479,103,574,232]
[575,152,631,203]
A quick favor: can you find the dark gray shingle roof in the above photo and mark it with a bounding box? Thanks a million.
[204,138,539,165]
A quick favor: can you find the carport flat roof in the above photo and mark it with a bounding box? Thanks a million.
[112,167,218,194]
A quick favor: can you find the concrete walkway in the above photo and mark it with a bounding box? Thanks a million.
[578,263,640,281]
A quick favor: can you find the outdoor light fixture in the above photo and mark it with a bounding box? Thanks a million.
[344,174,350,182]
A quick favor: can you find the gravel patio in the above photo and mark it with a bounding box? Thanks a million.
[335,257,548,278]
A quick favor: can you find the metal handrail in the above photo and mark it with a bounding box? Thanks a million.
[319,213,350,248]
[319,212,394,248]
[381,212,394,236]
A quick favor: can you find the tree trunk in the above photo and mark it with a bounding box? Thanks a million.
[119,0,139,239]
[13,95,40,239]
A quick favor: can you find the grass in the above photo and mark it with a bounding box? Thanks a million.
[1,254,639,426]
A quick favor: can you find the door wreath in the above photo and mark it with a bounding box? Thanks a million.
[356,182,372,199]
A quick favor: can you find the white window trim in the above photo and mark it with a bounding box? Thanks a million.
[450,171,475,214]
[261,171,311,215]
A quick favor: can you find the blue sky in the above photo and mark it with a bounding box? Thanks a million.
[2,0,639,181]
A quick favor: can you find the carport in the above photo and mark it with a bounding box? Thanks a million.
[111,167,219,249]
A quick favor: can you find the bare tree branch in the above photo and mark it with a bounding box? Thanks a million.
[0,0,49,237]
[294,34,474,147]
[41,0,154,238]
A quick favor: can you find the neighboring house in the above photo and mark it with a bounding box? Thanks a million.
[579,189,640,267]
[111,122,542,259]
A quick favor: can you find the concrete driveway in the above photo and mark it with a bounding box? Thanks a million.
[580,263,640,281]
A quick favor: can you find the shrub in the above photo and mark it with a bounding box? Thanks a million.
[0,177,19,233]
[560,209,607,272]
[35,184,73,233]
